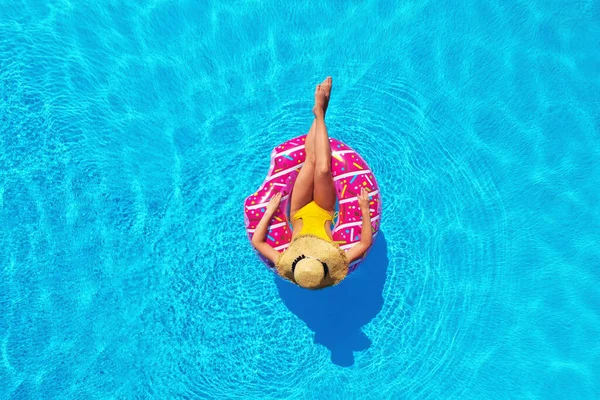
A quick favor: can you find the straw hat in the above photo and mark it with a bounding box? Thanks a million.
[276,234,348,289]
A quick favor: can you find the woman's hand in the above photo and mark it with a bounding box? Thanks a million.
[357,187,370,212]
[265,192,282,214]
[252,192,283,253]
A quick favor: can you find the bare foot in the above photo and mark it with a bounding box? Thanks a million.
[320,76,332,110]
[313,76,331,117]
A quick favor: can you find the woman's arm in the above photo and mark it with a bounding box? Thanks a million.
[251,193,282,264]
[345,188,373,263]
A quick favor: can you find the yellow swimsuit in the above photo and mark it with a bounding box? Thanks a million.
[292,201,334,242]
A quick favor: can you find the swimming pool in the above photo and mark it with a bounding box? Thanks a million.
[1,0,598,398]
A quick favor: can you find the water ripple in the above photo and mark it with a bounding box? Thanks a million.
[1,0,598,399]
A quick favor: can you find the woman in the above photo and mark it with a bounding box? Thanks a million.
[251,77,373,289]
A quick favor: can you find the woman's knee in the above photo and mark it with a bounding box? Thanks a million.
[316,163,331,176]
[305,152,316,165]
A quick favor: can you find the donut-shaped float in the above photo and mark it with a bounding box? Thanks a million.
[244,134,381,274]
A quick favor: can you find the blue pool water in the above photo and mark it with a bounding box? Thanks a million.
[1,0,599,398]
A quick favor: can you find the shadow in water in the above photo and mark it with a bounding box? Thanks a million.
[275,232,389,366]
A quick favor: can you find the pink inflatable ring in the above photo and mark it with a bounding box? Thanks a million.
[244,134,382,274]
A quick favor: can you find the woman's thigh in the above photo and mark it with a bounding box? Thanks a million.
[313,169,336,212]
[289,159,315,216]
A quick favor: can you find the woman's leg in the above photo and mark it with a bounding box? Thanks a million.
[312,77,337,212]
[290,77,333,216]
[289,119,316,216]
